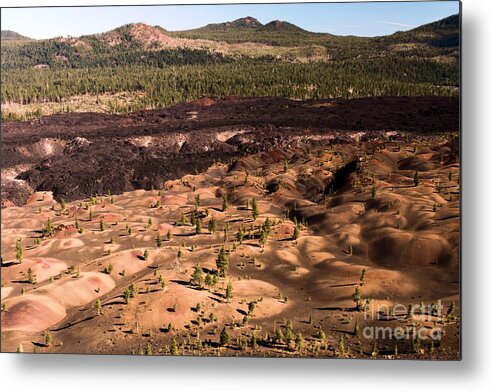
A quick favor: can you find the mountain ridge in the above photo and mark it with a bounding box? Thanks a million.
[1,14,459,70]
[0,30,33,41]
[2,13,459,43]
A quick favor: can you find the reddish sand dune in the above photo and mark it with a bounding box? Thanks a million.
[2,295,66,332]
[38,272,115,307]
[1,137,459,358]
[2,258,67,284]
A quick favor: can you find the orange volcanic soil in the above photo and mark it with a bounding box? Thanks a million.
[1,138,460,358]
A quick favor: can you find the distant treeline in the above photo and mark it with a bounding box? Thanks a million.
[1,40,231,69]
[1,58,458,111]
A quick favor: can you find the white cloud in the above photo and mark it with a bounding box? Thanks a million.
[376,20,417,29]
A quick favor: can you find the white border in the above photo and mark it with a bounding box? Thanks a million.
[1,0,492,390]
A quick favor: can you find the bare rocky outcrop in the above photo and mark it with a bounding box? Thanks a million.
[63,137,92,154]
[1,96,459,206]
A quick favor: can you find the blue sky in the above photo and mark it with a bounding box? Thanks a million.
[1,1,459,39]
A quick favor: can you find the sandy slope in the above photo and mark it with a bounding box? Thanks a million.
[1,138,460,358]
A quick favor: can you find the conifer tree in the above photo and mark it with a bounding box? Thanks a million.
[274,326,284,343]
[339,335,346,355]
[15,238,23,263]
[225,281,233,302]
[216,245,228,277]
[293,225,300,241]
[220,327,230,346]
[123,289,131,304]
[360,268,367,285]
[446,301,456,321]
[191,264,205,288]
[222,193,228,212]
[95,298,102,315]
[252,198,259,220]
[236,227,244,244]
[44,331,53,347]
[208,217,217,234]
[170,339,179,355]
[248,301,256,315]
[27,267,36,284]
[352,286,362,310]
[156,232,163,247]
[295,332,304,351]
[44,217,55,236]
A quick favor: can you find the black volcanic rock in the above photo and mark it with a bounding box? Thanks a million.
[2,96,459,205]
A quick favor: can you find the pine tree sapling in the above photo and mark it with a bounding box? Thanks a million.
[252,198,259,220]
[15,238,23,263]
[220,327,230,346]
[216,245,229,277]
[360,268,367,285]
[191,264,205,288]
[352,286,362,310]
[27,267,36,284]
[44,331,53,347]
[225,281,234,302]
[170,339,179,355]
[156,232,163,247]
[208,217,217,234]
[222,193,228,212]
[248,301,256,315]
[95,298,102,315]
[293,225,300,241]
[295,332,304,351]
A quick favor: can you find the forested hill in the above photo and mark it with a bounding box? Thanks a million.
[1,14,460,120]
[170,14,459,49]
[0,30,32,41]
[1,14,459,69]
[378,14,460,49]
